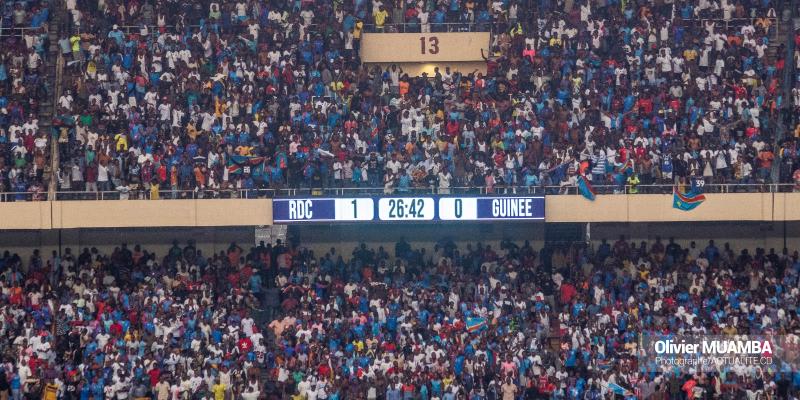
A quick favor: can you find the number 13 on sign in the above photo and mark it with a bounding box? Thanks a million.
[419,36,439,54]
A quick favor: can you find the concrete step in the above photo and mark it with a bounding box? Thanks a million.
[39,0,65,199]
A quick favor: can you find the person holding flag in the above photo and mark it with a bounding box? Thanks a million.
[673,177,706,211]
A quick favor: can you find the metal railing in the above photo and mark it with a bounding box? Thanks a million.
[680,17,778,32]
[361,21,491,33]
[59,7,780,38]
[84,24,177,34]
[64,12,778,36]
[67,20,491,36]
[11,183,791,201]
[0,191,50,202]
[0,26,46,38]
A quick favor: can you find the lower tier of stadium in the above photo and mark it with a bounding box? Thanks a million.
[0,220,799,399]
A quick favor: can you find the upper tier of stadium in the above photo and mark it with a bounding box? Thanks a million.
[0,0,799,201]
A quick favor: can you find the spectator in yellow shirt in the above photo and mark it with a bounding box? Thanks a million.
[374,6,388,31]
[330,80,344,94]
[352,21,364,53]
[69,34,81,61]
[43,383,59,400]
[114,133,128,152]
[212,381,226,400]
[683,48,697,62]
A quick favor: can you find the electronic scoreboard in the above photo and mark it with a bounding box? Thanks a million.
[273,196,545,223]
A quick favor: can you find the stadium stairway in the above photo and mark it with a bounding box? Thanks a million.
[765,21,790,65]
[768,9,796,183]
[43,0,66,195]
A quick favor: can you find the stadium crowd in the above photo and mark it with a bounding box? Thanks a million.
[779,31,800,190]
[0,0,52,199]
[39,0,800,199]
[0,237,798,399]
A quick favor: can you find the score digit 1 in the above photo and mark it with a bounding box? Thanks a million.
[335,198,374,221]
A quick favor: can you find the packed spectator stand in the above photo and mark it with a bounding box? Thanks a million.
[2,1,800,398]
[0,0,53,200]
[0,237,798,399]
[0,0,781,201]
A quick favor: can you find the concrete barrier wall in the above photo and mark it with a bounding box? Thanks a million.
[0,199,272,230]
[50,199,273,228]
[545,193,777,222]
[0,201,53,229]
[0,193,799,230]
